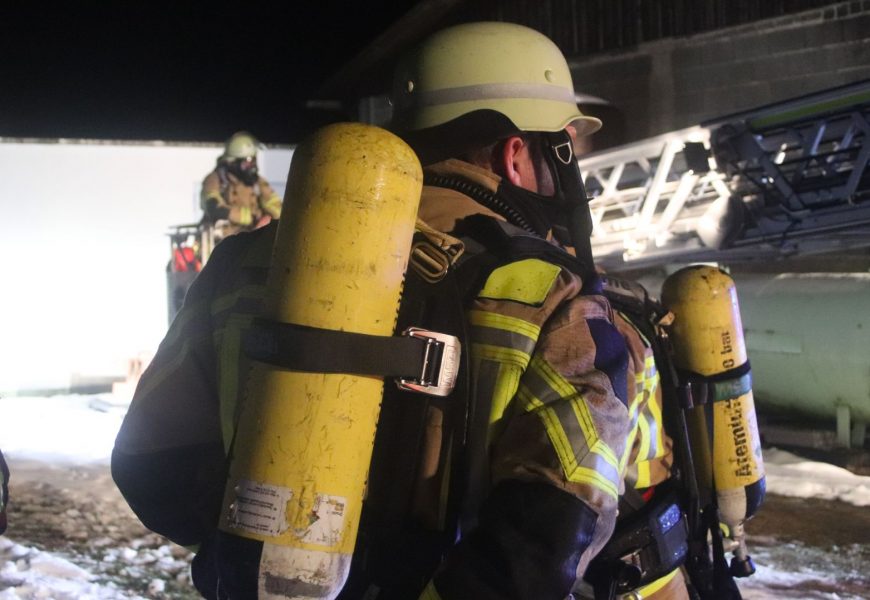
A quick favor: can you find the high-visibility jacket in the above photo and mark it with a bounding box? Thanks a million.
[413,160,683,599]
[200,166,282,235]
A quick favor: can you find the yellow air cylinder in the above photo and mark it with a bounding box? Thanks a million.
[661,265,765,564]
[217,123,423,599]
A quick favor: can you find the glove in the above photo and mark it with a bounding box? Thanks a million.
[204,198,231,223]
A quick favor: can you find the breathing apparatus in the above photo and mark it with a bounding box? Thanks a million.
[492,129,596,275]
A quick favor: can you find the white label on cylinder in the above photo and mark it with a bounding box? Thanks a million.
[294,493,347,547]
[227,479,293,537]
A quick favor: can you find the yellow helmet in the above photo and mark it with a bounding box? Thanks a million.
[223,131,258,160]
[391,22,601,138]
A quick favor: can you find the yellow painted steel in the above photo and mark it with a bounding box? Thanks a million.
[661,266,747,377]
[661,266,764,527]
[218,122,422,597]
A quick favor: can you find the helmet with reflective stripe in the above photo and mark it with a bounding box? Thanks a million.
[392,22,601,138]
[223,131,258,160]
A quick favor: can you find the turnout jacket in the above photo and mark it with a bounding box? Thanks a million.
[414,160,678,599]
[112,158,678,599]
[201,167,282,235]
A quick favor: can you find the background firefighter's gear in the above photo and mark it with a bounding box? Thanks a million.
[200,130,282,238]
[200,167,281,235]
[223,131,258,160]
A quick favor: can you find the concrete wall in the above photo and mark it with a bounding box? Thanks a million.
[571,0,870,146]
[0,140,293,393]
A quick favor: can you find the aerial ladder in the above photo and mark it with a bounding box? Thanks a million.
[580,79,870,271]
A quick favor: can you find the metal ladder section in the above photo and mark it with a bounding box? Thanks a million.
[578,80,870,271]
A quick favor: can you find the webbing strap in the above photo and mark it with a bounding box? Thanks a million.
[243,319,445,385]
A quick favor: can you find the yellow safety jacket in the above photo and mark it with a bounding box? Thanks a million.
[410,160,682,599]
[201,166,282,235]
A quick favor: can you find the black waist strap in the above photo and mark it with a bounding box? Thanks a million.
[242,318,459,396]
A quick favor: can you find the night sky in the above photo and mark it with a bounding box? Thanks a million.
[1,2,419,144]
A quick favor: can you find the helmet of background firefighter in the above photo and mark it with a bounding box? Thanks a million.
[220,131,260,185]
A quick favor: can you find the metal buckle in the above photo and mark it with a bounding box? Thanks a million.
[396,327,461,397]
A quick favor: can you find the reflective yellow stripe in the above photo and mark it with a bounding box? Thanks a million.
[520,388,619,498]
[238,205,253,225]
[472,342,531,369]
[518,359,620,499]
[211,284,268,315]
[645,386,665,461]
[262,194,282,216]
[635,458,652,488]
[479,258,561,305]
[418,581,442,600]
[628,568,680,599]
[488,362,522,426]
[620,417,639,475]
[218,315,253,449]
[531,357,620,471]
[469,309,541,340]
[637,412,652,462]
[620,371,646,473]
[133,336,198,402]
[616,310,651,346]
[206,190,223,203]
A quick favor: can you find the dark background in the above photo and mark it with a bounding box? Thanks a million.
[0,1,419,143]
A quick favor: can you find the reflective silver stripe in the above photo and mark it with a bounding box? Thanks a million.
[407,82,577,108]
[470,325,537,358]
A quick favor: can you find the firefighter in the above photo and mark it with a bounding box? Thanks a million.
[200,131,283,239]
[386,22,687,600]
[112,22,686,600]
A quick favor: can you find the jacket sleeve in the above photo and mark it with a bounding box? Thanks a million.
[430,264,632,599]
[112,236,243,547]
[201,171,226,212]
[258,177,283,219]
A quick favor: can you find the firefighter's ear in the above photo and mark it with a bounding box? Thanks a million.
[496,135,538,192]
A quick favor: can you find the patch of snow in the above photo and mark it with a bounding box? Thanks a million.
[763,448,870,506]
[0,538,147,599]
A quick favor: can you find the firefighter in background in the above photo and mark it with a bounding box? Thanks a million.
[112,22,687,600]
[200,131,282,240]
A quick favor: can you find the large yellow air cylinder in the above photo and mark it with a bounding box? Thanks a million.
[217,123,423,599]
[661,265,765,566]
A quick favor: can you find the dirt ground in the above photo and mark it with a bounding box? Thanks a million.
[3,459,199,598]
[3,457,869,599]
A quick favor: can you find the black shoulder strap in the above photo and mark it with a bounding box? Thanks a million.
[341,261,474,600]
[455,213,588,280]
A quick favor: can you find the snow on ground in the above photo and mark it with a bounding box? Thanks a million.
[0,393,868,599]
[763,447,870,506]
